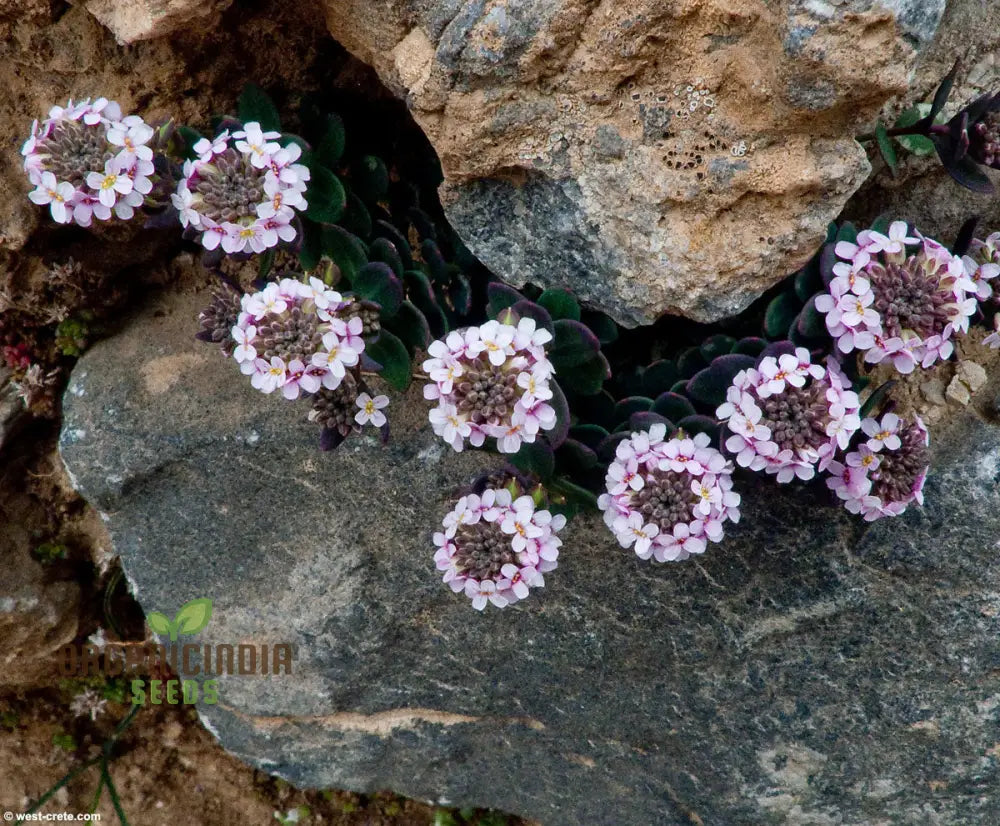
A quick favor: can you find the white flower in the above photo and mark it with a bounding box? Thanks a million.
[234,122,281,168]
[355,393,389,427]
[28,171,75,223]
[86,161,134,207]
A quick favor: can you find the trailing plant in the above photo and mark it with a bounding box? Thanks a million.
[19,81,1000,615]
[863,61,1000,193]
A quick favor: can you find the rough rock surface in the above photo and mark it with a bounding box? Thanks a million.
[846,0,1000,235]
[0,482,80,689]
[48,0,945,325]
[61,286,1000,824]
[325,0,944,325]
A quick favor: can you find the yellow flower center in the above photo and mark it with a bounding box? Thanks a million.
[101,175,117,190]
[364,401,376,415]
[239,227,256,239]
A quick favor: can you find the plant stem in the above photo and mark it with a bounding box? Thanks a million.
[101,760,130,826]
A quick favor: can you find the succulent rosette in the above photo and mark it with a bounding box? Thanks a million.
[172,121,309,254]
[717,347,861,483]
[815,222,978,373]
[598,424,740,563]
[825,413,929,521]
[434,488,565,610]
[422,318,557,454]
[229,276,366,400]
[22,98,155,227]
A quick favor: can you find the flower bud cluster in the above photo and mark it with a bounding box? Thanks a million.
[172,122,309,253]
[22,98,154,226]
[434,486,564,610]
[598,424,740,562]
[230,277,365,400]
[815,222,977,373]
[423,319,557,454]
[716,348,860,483]
[825,413,929,520]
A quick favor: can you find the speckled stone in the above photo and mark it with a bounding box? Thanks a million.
[60,288,1000,825]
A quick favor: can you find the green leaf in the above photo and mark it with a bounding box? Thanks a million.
[487,282,525,319]
[549,320,601,371]
[875,124,898,176]
[353,155,390,203]
[366,330,411,390]
[582,310,618,345]
[173,598,213,638]
[677,346,709,378]
[146,611,171,637]
[509,439,555,481]
[549,476,600,510]
[764,291,801,339]
[835,222,858,245]
[860,379,897,418]
[795,296,828,339]
[686,354,756,407]
[569,423,609,448]
[339,191,372,238]
[893,104,936,155]
[322,225,368,284]
[537,288,581,321]
[612,396,654,427]
[700,334,736,361]
[314,114,346,169]
[354,263,403,318]
[652,391,696,422]
[385,301,431,354]
[238,83,281,132]
[370,237,404,277]
[305,166,347,224]
[298,220,322,272]
[641,360,680,397]
[558,352,609,396]
[404,270,448,338]
[258,248,276,280]
[176,126,205,161]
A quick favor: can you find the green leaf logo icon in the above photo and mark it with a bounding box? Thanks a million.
[174,598,213,637]
[147,598,213,642]
[146,611,172,636]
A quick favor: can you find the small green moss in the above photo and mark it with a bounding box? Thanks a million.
[52,730,76,751]
[32,542,68,564]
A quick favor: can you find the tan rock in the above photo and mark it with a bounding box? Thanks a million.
[946,375,971,406]
[920,377,947,407]
[955,360,988,395]
[84,0,233,44]
[316,0,941,325]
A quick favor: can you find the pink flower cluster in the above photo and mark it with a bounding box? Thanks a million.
[172,122,309,254]
[434,488,565,610]
[423,319,557,454]
[716,348,860,483]
[22,98,154,227]
[825,413,929,521]
[815,222,977,373]
[230,277,365,400]
[963,231,1000,302]
[598,424,740,562]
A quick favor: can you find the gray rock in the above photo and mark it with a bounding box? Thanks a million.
[61,288,1000,824]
